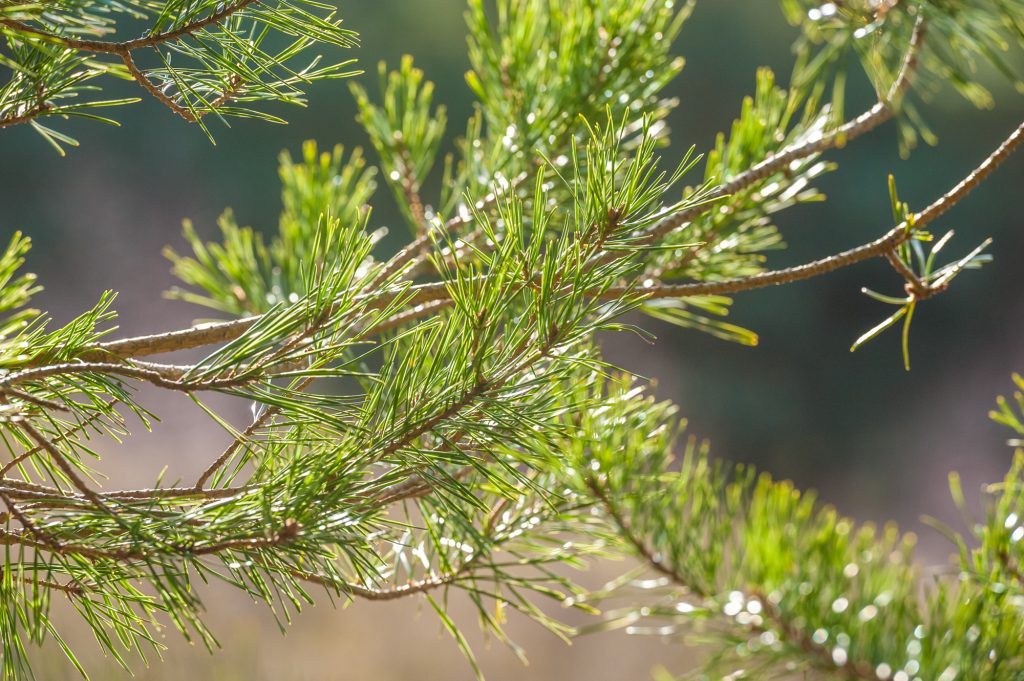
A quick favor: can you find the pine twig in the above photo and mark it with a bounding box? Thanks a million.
[0,1,259,55]
[606,117,1022,300]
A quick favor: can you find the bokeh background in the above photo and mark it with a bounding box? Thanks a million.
[1,1,1023,678]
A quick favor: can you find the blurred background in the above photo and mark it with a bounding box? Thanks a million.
[1,1,1023,678]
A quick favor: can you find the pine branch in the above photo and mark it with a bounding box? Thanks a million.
[576,379,1024,680]
[611,117,1022,298]
[633,15,927,253]
[0,0,358,147]
[0,2,261,54]
[83,112,1020,369]
[1,0,1021,677]
[71,19,940,362]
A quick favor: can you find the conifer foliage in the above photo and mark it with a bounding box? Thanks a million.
[0,0,357,150]
[1,0,1023,679]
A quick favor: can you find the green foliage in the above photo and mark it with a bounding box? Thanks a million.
[851,176,993,370]
[642,67,836,346]
[990,373,1024,445]
[780,0,1024,152]
[0,0,358,150]
[577,377,1024,680]
[444,0,688,215]
[0,0,1021,679]
[351,57,448,233]
[659,68,828,285]
[166,141,378,315]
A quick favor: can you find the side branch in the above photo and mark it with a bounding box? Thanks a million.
[85,110,1020,366]
[0,0,257,125]
[121,52,243,123]
[0,1,259,55]
[291,563,473,601]
[587,477,882,680]
[617,117,1023,300]
[639,16,927,247]
[77,25,931,361]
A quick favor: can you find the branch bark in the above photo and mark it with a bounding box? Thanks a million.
[82,114,1022,365]
[0,1,259,54]
[0,1,258,125]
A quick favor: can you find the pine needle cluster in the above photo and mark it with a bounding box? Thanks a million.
[0,0,1022,679]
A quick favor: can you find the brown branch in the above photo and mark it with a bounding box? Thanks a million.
[1,400,118,477]
[81,285,428,361]
[120,106,1024,348]
[0,490,65,552]
[84,318,256,360]
[585,477,697,593]
[0,525,111,558]
[191,377,314,489]
[82,280,448,361]
[605,117,1022,300]
[282,515,494,600]
[289,564,472,601]
[102,485,246,502]
[0,99,52,128]
[5,353,312,393]
[0,1,259,55]
[755,590,882,680]
[128,357,307,381]
[394,145,427,233]
[121,52,244,123]
[17,420,109,509]
[1,2,255,126]
[0,514,299,562]
[49,28,1016,384]
[883,249,944,300]
[19,573,84,597]
[53,109,1022,377]
[1,468,246,504]
[193,412,275,489]
[636,16,927,259]
[119,50,195,120]
[588,478,881,680]
[642,19,922,283]
[0,360,258,392]
[73,28,931,365]
[2,387,70,412]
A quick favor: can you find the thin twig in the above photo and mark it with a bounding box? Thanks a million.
[631,16,928,259]
[0,361,257,391]
[121,52,244,123]
[17,420,109,509]
[1,387,71,412]
[1,2,256,125]
[588,477,881,680]
[883,249,941,299]
[62,30,1016,387]
[120,50,195,120]
[102,108,1022,364]
[192,378,313,489]
[1,401,118,476]
[289,564,472,601]
[0,100,52,128]
[74,33,933,365]
[605,117,1022,300]
[0,1,259,54]
[0,490,65,551]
